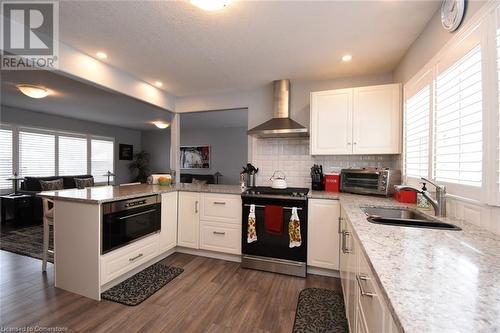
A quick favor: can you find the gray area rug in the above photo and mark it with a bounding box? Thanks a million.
[292,288,348,333]
[0,224,53,262]
[101,262,184,306]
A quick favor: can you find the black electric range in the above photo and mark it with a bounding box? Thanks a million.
[241,186,309,277]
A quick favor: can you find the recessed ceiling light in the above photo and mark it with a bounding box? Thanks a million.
[191,0,230,11]
[342,54,352,62]
[154,81,163,87]
[96,52,107,59]
[16,84,50,99]
[153,121,170,129]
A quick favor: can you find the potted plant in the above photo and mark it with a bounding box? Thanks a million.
[129,150,150,183]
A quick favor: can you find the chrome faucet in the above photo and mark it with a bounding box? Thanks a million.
[394,177,446,217]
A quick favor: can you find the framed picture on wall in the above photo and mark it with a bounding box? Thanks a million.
[180,145,210,169]
[119,144,133,160]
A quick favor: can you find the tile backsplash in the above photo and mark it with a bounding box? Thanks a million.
[251,137,400,188]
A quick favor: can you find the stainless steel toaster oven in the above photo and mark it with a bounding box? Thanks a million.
[340,168,401,196]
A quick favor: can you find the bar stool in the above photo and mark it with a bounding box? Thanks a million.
[42,198,54,272]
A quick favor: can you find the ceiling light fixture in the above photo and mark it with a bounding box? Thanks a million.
[191,0,230,11]
[153,121,170,129]
[342,54,352,62]
[16,84,50,99]
[154,81,163,87]
[96,52,108,59]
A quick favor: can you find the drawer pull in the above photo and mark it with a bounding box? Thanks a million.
[341,231,352,254]
[213,231,226,235]
[129,253,143,262]
[213,201,226,205]
[356,275,377,297]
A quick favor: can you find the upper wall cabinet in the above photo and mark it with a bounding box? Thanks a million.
[310,83,402,155]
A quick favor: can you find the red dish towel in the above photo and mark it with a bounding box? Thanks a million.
[264,205,284,235]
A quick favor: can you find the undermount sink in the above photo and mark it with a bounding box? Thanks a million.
[361,206,461,231]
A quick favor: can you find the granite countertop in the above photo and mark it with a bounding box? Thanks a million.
[338,193,500,333]
[38,183,244,203]
[308,190,341,200]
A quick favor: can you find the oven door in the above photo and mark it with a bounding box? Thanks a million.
[102,203,161,254]
[341,171,381,194]
[241,197,307,263]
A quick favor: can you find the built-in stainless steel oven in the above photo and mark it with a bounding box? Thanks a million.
[102,195,161,254]
[241,187,308,277]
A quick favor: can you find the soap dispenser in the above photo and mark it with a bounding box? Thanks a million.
[417,182,431,210]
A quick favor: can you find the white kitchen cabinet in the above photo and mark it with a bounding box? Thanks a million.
[199,221,241,255]
[339,206,400,333]
[200,194,241,224]
[307,199,340,270]
[177,192,200,249]
[310,88,353,155]
[352,84,401,154]
[160,191,178,252]
[310,83,402,155]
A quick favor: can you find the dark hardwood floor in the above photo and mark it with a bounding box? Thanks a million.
[0,250,341,332]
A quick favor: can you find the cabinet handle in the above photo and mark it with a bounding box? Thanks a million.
[342,231,352,254]
[213,231,226,235]
[195,200,199,214]
[213,201,226,205]
[356,275,377,297]
[347,142,352,145]
[129,253,143,262]
[338,217,344,234]
[353,142,357,145]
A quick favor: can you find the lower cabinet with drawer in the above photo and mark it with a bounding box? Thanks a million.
[199,221,241,255]
[177,192,242,255]
[339,208,400,333]
[100,233,160,285]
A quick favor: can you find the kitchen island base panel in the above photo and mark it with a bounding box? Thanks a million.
[54,200,101,300]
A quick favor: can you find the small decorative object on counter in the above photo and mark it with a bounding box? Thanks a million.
[324,173,340,192]
[288,207,301,248]
[158,175,172,186]
[240,172,247,189]
[242,163,259,188]
[247,204,257,243]
[417,182,432,210]
[310,164,324,191]
[394,189,417,203]
[270,170,287,189]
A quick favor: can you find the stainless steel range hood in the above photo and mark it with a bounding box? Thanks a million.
[247,80,309,138]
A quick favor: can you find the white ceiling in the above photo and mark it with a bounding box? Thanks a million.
[1,70,173,130]
[59,0,440,97]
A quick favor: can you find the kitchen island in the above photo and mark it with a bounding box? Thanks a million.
[38,184,243,300]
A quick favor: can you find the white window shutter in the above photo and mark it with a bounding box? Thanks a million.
[19,131,56,177]
[434,45,483,187]
[404,85,430,179]
[91,139,114,183]
[59,135,88,176]
[0,129,13,190]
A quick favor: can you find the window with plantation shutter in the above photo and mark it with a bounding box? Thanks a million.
[91,139,114,183]
[59,135,87,175]
[404,85,430,178]
[19,131,56,177]
[434,45,483,187]
[0,128,13,190]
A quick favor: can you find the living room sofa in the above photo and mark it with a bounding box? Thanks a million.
[20,175,94,223]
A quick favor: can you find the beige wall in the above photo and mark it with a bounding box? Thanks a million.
[393,0,487,84]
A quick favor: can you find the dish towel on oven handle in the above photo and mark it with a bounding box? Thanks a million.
[288,207,302,248]
[247,204,257,243]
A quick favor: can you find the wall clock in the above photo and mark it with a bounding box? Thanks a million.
[441,0,465,32]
